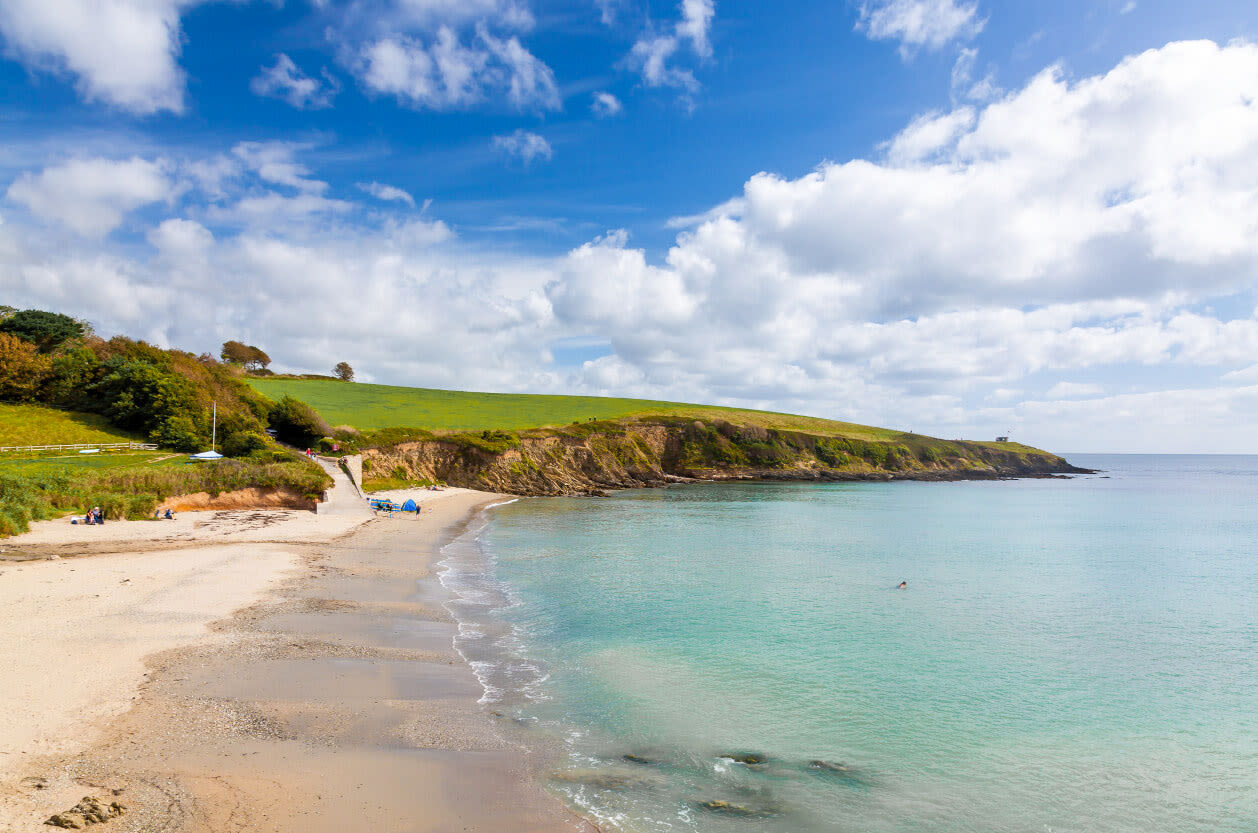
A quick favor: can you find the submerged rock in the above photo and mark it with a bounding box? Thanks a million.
[45,796,126,828]
[694,797,783,818]
[809,759,852,773]
[551,768,660,791]
[622,753,655,765]
[717,752,770,769]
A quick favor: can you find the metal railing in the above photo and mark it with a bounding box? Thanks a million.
[0,442,159,454]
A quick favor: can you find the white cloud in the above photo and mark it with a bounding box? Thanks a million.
[231,142,328,193]
[859,0,984,55]
[6,156,173,237]
[950,47,998,102]
[594,0,625,26]
[147,218,213,259]
[383,0,534,31]
[357,26,558,110]
[491,129,553,165]
[358,181,417,206]
[626,0,715,94]
[251,54,338,110]
[478,25,560,110]
[1223,364,1258,384]
[591,91,622,117]
[1046,381,1105,399]
[6,41,1258,453]
[882,107,975,164]
[1120,1,1137,14]
[0,0,191,113]
[677,0,715,58]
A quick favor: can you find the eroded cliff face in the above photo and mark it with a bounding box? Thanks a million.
[362,420,1086,497]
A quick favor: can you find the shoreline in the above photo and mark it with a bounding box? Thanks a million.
[0,489,594,832]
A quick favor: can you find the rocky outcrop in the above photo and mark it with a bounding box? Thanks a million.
[362,419,1088,497]
[45,796,126,828]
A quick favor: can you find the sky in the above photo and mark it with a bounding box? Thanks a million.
[2,1,1258,453]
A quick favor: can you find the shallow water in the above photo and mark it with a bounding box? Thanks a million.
[454,456,1258,832]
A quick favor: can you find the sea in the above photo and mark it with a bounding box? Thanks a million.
[438,455,1258,833]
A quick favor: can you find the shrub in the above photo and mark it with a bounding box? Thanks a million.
[269,395,331,447]
[222,430,267,457]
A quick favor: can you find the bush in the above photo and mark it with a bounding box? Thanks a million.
[269,395,332,447]
[222,430,267,457]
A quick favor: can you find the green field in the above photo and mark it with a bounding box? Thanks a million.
[245,378,904,440]
[0,403,142,447]
[0,450,185,477]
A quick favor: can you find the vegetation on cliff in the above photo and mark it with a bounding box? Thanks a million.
[0,307,333,535]
[240,379,1083,495]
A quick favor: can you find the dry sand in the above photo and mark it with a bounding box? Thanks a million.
[0,481,588,831]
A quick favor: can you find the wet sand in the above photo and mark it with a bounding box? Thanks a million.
[2,491,593,832]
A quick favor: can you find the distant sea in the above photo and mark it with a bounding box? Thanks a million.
[440,455,1258,832]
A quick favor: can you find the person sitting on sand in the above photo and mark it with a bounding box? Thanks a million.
[897,581,907,590]
[164,509,175,520]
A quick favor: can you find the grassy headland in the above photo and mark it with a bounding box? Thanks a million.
[244,378,1084,494]
[246,378,902,439]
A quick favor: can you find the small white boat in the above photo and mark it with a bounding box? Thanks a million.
[189,402,224,461]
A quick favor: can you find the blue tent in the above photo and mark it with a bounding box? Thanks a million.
[401,499,418,512]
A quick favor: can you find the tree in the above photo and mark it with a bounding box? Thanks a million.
[220,340,271,371]
[0,309,85,353]
[334,361,354,382]
[0,333,52,400]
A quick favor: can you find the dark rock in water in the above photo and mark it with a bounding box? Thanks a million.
[809,759,852,773]
[695,797,783,818]
[718,752,769,766]
[622,753,655,765]
[551,768,661,791]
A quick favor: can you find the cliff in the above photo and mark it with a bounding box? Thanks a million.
[361,418,1088,496]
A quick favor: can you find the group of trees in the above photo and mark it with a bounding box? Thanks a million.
[0,308,361,454]
[220,339,354,383]
[0,309,280,455]
[220,340,271,371]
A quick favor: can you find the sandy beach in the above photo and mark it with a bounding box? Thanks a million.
[0,479,588,831]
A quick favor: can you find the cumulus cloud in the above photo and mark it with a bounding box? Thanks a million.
[0,0,193,113]
[6,41,1258,452]
[357,25,558,110]
[358,181,417,206]
[491,129,553,165]
[251,54,338,109]
[591,91,622,117]
[858,0,984,55]
[6,156,173,237]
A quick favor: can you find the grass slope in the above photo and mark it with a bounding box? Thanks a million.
[245,379,904,441]
[0,403,142,446]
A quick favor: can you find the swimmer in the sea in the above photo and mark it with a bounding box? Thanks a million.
[897,581,907,590]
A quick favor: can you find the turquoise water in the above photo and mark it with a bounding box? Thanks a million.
[450,456,1258,832]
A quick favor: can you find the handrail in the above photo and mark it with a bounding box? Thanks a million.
[0,442,158,453]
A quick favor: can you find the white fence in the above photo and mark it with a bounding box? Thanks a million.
[0,442,158,454]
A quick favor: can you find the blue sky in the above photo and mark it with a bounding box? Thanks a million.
[3,0,1258,452]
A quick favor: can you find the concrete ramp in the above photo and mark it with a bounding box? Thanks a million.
[315,459,373,517]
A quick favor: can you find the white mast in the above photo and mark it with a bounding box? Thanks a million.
[212,401,217,452]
